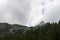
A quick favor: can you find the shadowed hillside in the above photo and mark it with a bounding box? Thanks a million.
[0,21,60,40]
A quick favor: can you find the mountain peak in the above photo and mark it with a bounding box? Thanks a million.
[37,21,45,26]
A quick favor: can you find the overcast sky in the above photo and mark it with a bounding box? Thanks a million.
[43,0,60,23]
[0,0,60,26]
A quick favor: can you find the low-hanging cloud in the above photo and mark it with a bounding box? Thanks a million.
[0,0,60,26]
[0,0,43,26]
[43,0,60,23]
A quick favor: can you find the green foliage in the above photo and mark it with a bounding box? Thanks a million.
[0,21,60,40]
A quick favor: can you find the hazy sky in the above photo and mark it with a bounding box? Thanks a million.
[43,0,60,23]
[0,0,60,26]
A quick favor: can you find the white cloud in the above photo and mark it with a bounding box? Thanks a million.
[0,0,60,27]
[0,0,43,26]
[43,0,60,23]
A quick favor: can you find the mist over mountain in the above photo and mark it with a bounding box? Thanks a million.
[0,21,60,40]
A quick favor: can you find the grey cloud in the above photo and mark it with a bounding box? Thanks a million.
[0,0,43,27]
[43,6,60,23]
[0,0,32,26]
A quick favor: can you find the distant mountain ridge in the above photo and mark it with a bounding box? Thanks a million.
[0,21,45,34]
[0,23,29,34]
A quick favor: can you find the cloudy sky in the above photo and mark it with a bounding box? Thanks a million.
[0,0,60,26]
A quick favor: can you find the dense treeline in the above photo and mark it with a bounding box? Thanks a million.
[0,21,60,40]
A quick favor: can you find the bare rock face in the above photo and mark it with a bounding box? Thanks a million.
[37,21,45,26]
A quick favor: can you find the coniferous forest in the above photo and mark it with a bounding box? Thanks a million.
[0,21,60,40]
